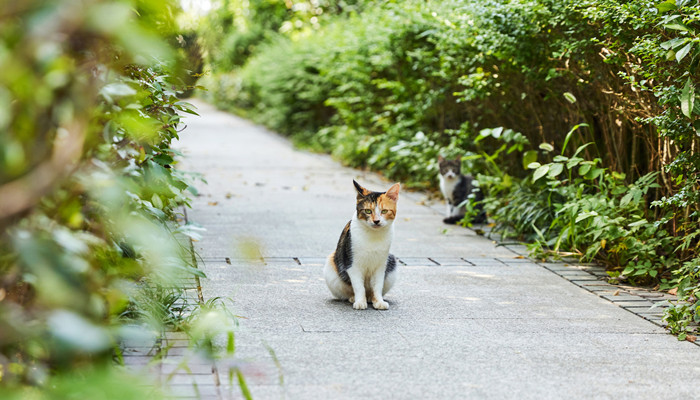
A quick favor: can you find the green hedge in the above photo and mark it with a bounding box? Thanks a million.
[0,0,238,396]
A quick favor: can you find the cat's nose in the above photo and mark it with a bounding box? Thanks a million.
[373,220,381,226]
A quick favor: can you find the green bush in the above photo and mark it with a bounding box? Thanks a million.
[0,0,236,396]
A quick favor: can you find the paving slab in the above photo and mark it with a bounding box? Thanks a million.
[176,100,700,399]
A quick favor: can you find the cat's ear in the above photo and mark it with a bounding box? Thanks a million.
[353,180,370,197]
[385,183,400,201]
[437,155,444,163]
[455,154,462,163]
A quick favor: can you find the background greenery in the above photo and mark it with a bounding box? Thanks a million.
[0,0,241,397]
[198,0,700,337]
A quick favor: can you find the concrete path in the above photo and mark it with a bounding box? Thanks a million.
[177,100,699,399]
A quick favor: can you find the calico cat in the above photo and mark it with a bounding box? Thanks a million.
[324,180,400,310]
[438,155,486,225]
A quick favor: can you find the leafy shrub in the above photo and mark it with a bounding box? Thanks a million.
[0,0,236,396]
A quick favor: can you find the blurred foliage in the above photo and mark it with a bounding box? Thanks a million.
[199,0,700,337]
[0,0,241,396]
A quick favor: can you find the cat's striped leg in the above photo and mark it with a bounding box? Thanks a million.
[382,254,397,296]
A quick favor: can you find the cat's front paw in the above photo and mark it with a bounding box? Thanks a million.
[353,299,368,310]
[372,300,389,310]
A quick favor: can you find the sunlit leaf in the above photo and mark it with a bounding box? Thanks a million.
[676,42,693,62]
[681,78,695,118]
[532,164,549,181]
[664,23,690,31]
[539,143,554,152]
[48,310,112,352]
[522,150,538,169]
[655,0,677,12]
[100,83,137,102]
[575,211,598,223]
[548,163,564,178]
[661,38,686,50]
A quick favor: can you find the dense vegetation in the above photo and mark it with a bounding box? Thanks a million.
[0,0,240,397]
[199,0,700,338]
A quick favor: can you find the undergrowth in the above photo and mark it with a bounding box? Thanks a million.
[0,0,247,397]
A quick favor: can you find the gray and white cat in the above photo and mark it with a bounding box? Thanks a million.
[323,180,400,310]
[438,155,486,224]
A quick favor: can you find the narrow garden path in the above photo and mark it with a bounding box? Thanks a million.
[176,100,699,399]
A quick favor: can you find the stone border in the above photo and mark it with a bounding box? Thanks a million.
[497,243,700,346]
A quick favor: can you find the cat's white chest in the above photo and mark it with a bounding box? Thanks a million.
[439,174,458,204]
[350,218,393,274]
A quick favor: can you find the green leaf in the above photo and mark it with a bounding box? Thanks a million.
[563,92,577,104]
[100,83,137,101]
[153,153,174,166]
[237,369,253,400]
[620,192,634,207]
[575,211,598,223]
[622,266,635,275]
[578,163,592,176]
[664,23,690,31]
[527,161,541,169]
[676,42,693,62]
[151,194,164,209]
[567,157,583,169]
[227,331,235,355]
[611,171,626,180]
[628,219,648,228]
[533,164,550,182]
[548,163,564,178]
[681,77,695,118]
[585,166,604,180]
[523,150,538,169]
[48,310,112,352]
[661,38,686,50]
[655,0,677,12]
[562,124,588,155]
[572,142,594,158]
[539,143,554,152]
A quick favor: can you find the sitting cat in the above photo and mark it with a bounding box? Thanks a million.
[438,155,486,225]
[324,180,400,310]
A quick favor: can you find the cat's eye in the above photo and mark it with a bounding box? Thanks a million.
[381,210,388,214]
[364,209,372,215]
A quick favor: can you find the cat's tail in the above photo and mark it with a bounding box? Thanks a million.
[443,216,462,225]
[443,213,488,225]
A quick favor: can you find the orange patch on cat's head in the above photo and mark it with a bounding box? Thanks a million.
[353,181,400,224]
[378,183,400,219]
